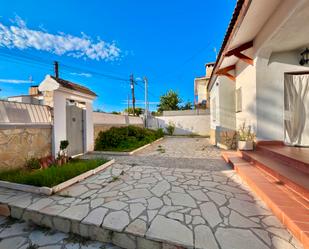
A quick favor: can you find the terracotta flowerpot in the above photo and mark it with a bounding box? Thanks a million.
[238,140,253,151]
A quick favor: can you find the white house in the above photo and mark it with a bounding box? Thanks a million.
[39,75,97,157]
[208,0,309,147]
[194,62,214,108]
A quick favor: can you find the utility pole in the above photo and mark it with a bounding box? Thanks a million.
[127,94,130,114]
[54,61,59,78]
[130,74,135,116]
[144,76,148,127]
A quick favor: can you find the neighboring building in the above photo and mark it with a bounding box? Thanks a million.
[208,0,309,147]
[8,86,44,104]
[194,62,214,108]
[39,75,97,157]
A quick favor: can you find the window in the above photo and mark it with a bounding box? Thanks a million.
[236,87,242,113]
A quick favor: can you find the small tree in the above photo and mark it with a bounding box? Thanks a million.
[124,107,143,116]
[166,121,175,135]
[157,90,182,113]
[180,101,193,110]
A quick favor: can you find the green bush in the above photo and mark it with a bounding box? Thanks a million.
[95,126,164,152]
[25,157,41,170]
[166,122,175,135]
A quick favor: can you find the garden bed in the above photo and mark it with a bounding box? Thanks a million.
[94,125,164,153]
[0,158,114,195]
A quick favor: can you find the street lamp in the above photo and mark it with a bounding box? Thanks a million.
[299,48,309,66]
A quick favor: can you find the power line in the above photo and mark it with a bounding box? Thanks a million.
[0,50,130,83]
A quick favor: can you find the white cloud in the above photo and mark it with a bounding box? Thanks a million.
[0,16,121,61]
[0,79,33,84]
[70,72,92,78]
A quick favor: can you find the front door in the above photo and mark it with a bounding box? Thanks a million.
[66,105,84,156]
[284,73,309,147]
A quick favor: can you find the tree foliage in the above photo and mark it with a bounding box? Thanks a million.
[180,101,193,110]
[124,107,143,116]
[157,90,182,113]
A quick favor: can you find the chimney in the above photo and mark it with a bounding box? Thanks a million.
[29,86,39,95]
[54,61,59,79]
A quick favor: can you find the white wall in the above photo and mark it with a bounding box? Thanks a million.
[210,82,219,130]
[256,50,309,141]
[235,50,257,132]
[85,102,94,151]
[148,114,210,136]
[52,91,67,156]
[218,76,236,131]
[93,112,143,125]
[209,76,236,131]
[52,90,95,156]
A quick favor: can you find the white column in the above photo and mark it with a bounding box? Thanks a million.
[85,101,94,151]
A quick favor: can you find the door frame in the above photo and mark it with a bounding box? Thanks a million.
[283,71,309,147]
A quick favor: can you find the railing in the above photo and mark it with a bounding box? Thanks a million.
[0,100,52,125]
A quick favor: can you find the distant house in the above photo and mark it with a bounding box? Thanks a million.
[208,0,309,147]
[194,62,214,108]
[8,86,44,105]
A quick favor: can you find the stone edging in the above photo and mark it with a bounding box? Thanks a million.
[0,159,115,196]
[92,137,164,156]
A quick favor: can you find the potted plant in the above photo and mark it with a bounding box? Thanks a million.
[57,140,69,165]
[237,123,255,151]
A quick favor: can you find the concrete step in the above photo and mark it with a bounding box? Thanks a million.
[241,150,309,200]
[257,145,309,174]
[222,151,309,249]
[1,202,171,249]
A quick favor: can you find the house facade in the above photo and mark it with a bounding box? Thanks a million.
[209,0,309,147]
[194,62,214,108]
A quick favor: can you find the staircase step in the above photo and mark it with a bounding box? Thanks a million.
[257,145,309,174]
[242,150,309,200]
[222,151,309,249]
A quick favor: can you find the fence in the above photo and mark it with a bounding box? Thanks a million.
[93,112,144,139]
[0,100,52,170]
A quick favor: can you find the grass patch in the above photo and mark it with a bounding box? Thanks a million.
[95,126,164,152]
[0,158,107,187]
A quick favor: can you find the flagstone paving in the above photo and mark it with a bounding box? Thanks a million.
[0,137,304,249]
[0,215,121,249]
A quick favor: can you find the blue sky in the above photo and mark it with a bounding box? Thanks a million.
[0,0,235,112]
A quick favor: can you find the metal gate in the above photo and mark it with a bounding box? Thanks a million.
[66,105,84,156]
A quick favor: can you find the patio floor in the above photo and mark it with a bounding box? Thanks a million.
[0,137,304,249]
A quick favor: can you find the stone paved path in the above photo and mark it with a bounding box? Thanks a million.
[0,137,304,249]
[0,215,121,249]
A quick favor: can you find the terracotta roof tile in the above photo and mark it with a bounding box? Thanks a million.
[51,76,97,97]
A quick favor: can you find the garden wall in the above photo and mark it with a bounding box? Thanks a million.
[147,113,210,136]
[93,112,144,140]
[0,100,52,170]
[0,126,52,170]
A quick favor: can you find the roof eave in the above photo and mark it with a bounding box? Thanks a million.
[208,0,251,91]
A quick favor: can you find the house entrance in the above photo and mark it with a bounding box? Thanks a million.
[284,73,309,147]
[66,104,84,156]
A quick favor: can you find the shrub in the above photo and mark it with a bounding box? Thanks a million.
[25,157,41,170]
[95,125,164,151]
[155,128,164,138]
[166,122,175,135]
